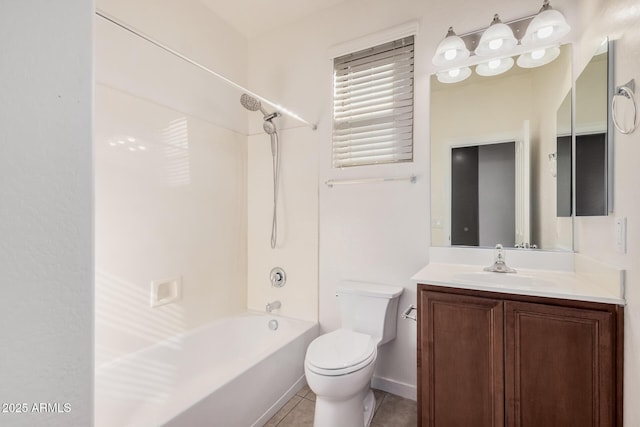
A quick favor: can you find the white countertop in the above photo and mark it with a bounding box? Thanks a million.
[412,261,625,306]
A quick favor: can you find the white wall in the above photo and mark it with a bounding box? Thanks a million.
[0,2,93,426]
[572,1,640,424]
[247,127,319,321]
[94,0,249,365]
[245,0,638,404]
[246,0,436,398]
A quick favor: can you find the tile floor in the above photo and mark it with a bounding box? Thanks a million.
[264,384,417,427]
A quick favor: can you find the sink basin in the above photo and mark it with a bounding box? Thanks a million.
[452,272,555,290]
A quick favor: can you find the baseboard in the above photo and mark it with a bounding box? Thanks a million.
[252,375,306,427]
[372,375,417,401]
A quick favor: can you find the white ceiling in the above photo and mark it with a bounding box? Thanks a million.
[199,0,593,48]
[199,0,351,39]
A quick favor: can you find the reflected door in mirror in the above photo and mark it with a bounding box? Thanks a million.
[576,133,607,216]
[451,143,515,247]
[451,146,479,245]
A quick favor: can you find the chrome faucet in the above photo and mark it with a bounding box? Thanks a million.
[266,300,281,313]
[484,244,517,273]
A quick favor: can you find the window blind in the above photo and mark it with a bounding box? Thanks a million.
[332,35,414,168]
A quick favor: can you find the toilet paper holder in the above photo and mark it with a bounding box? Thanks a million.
[402,305,417,321]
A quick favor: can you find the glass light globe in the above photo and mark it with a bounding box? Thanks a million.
[517,46,560,68]
[432,27,470,66]
[537,25,554,39]
[475,15,518,57]
[489,39,504,50]
[444,49,457,60]
[531,49,546,60]
[488,59,501,69]
[476,57,514,76]
[436,66,472,84]
[521,2,571,47]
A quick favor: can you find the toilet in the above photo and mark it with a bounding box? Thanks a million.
[304,281,403,427]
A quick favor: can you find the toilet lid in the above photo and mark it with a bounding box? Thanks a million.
[306,329,376,376]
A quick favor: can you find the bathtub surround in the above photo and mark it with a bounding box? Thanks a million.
[95,313,317,427]
[94,85,248,363]
[95,0,248,135]
[0,1,93,426]
[94,0,248,366]
[247,125,319,322]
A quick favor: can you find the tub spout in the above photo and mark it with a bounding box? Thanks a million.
[266,300,281,313]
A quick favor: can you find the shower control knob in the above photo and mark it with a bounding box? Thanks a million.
[270,267,286,288]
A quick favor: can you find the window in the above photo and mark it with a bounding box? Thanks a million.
[332,35,415,168]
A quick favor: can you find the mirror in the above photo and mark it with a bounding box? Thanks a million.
[430,44,573,250]
[574,40,610,216]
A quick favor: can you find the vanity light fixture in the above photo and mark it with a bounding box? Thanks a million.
[432,27,470,66]
[432,1,570,84]
[475,14,518,57]
[476,56,515,76]
[520,0,571,47]
[517,45,561,68]
[436,66,472,84]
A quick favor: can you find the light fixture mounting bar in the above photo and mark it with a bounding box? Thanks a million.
[457,15,536,53]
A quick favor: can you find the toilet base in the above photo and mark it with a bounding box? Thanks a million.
[363,389,375,426]
[313,388,376,427]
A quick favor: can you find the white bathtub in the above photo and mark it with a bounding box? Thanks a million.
[95,312,318,427]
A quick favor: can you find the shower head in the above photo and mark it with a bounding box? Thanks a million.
[263,120,277,135]
[240,93,280,138]
[240,93,268,116]
[240,93,261,111]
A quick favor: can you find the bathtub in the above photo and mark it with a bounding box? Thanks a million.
[95,312,318,427]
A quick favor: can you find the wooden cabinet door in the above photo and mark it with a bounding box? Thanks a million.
[419,290,504,427]
[505,301,615,427]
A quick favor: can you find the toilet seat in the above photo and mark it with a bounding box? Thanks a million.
[306,329,377,376]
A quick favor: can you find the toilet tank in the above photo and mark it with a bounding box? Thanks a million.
[337,281,404,345]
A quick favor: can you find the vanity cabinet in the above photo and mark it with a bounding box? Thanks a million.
[417,284,623,427]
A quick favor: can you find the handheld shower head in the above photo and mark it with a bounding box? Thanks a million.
[240,94,281,249]
[263,119,277,135]
[240,93,279,139]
